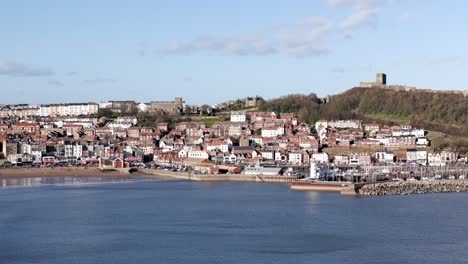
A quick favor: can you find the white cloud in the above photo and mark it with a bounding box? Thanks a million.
[83,78,116,84]
[398,12,411,23]
[48,79,64,86]
[162,0,407,58]
[0,61,54,77]
[327,0,384,29]
[331,66,345,73]
[341,7,379,28]
[164,17,333,58]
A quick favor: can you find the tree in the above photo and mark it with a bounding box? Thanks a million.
[97,108,114,118]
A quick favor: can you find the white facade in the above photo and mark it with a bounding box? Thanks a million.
[314,120,328,131]
[31,150,42,162]
[428,153,445,167]
[329,120,361,129]
[19,143,32,155]
[178,149,188,158]
[288,153,302,164]
[261,126,284,138]
[406,149,427,164]
[108,123,133,130]
[416,137,429,146]
[392,129,425,138]
[230,111,247,122]
[206,144,229,153]
[99,102,113,108]
[375,151,394,163]
[116,116,138,125]
[73,144,83,158]
[187,151,209,159]
[334,155,349,165]
[260,151,274,160]
[64,144,83,158]
[137,103,149,112]
[39,103,99,117]
[310,162,319,179]
[311,153,329,164]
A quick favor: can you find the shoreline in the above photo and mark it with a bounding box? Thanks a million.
[0,167,138,179]
[0,167,298,183]
[3,167,468,197]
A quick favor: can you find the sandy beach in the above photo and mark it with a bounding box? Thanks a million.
[0,167,136,179]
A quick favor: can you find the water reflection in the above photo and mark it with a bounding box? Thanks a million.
[1,176,148,188]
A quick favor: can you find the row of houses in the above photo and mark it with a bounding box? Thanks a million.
[0,109,463,171]
[316,120,430,149]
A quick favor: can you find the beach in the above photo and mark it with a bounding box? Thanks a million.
[0,167,132,179]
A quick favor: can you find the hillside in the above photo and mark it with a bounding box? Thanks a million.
[259,87,468,151]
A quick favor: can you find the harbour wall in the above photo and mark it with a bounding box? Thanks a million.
[140,169,297,183]
[356,180,468,196]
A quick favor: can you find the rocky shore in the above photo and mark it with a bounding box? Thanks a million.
[358,180,468,196]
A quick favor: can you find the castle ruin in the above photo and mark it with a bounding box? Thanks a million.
[359,73,468,96]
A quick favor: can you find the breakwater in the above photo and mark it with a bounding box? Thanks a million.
[140,169,298,183]
[357,180,468,196]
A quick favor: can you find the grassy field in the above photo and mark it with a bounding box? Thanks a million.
[364,113,410,125]
[198,118,221,127]
[426,131,468,153]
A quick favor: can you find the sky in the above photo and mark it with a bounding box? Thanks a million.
[1,0,467,106]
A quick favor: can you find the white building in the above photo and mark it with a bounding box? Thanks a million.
[31,150,42,162]
[392,128,425,138]
[428,153,445,167]
[187,151,209,160]
[178,149,188,158]
[206,144,229,153]
[288,152,302,164]
[334,155,348,165]
[406,149,427,165]
[64,144,83,158]
[137,103,149,112]
[314,120,328,131]
[19,143,32,155]
[375,151,394,163]
[310,162,319,179]
[261,126,284,138]
[230,111,248,123]
[329,120,361,129]
[39,103,99,117]
[311,153,329,164]
[73,144,83,158]
[116,116,138,125]
[260,150,275,160]
[416,137,429,146]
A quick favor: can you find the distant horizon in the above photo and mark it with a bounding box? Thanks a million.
[2,1,468,105]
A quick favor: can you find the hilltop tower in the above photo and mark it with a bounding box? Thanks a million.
[376,73,387,86]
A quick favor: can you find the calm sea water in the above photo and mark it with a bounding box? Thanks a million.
[1,178,468,264]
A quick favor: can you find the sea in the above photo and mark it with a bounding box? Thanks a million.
[1,176,468,264]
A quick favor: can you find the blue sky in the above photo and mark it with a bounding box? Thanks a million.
[1,0,467,105]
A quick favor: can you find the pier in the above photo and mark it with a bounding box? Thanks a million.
[140,169,299,183]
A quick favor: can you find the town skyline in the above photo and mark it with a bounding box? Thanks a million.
[2,0,468,105]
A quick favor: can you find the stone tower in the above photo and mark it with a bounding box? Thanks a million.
[174,97,183,113]
[376,73,387,86]
[175,97,183,108]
